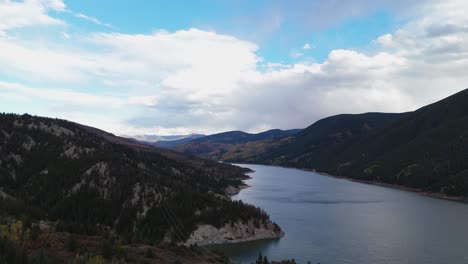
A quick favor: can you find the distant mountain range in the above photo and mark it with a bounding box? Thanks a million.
[128,129,302,158]
[176,89,468,198]
[174,129,302,160]
[153,134,206,148]
[126,133,205,146]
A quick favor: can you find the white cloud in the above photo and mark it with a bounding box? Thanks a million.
[73,12,112,28]
[289,50,303,58]
[0,0,65,32]
[0,28,261,133]
[303,43,312,50]
[61,32,70,39]
[0,81,167,114]
[39,0,66,11]
[0,38,99,82]
[128,96,159,107]
[0,28,259,87]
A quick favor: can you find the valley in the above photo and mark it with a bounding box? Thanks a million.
[168,89,468,199]
[2,1,467,263]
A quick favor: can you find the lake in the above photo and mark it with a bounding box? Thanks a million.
[214,164,468,264]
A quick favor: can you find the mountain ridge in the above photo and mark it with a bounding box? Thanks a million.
[175,129,301,160]
[230,88,468,196]
[124,134,205,143]
[0,113,283,248]
[153,134,206,148]
[172,89,468,198]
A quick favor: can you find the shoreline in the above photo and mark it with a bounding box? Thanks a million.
[312,169,468,204]
[233,162,468,204]
[225,183,251,196]
[183,168,286,247]
[207,162,467,248]
[186,226,285,247]
[185,218,285,247]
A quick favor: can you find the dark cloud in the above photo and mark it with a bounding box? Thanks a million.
[426,24,468,37]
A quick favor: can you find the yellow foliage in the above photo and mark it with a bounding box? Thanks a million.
[0,221,30,243]
[0,224,8,236]
[87,255,106,264]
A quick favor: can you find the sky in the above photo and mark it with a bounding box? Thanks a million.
[1,0,468,136]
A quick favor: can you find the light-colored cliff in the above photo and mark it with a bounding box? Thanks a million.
[185,219,285,246]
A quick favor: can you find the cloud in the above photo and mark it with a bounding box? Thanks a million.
[61,32,70,39]
[0,0,65,32]
[0,27,260,133]
[39,0,66,11]
[289,50,303,58]
[231,0,433,35]
[0,81,157,108]
[221,0,468,130]
[73,12,112,28]
[0,28,258,86]
[128,96,159,107]
[0,37,99,82]
[294,0,433,30]
[0,0,111,35]
[1,0,468,136]
[302,43,312,50]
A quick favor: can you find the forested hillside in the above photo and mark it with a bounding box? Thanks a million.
[233,89,468,197]
[0,113,280,246]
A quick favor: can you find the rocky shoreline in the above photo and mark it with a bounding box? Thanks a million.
[224,184,250,196]
[184,219,285,246]
[183,175,284,246]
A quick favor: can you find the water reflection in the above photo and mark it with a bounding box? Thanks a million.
[209,238,282,262]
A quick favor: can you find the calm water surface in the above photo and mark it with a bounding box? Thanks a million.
[214,164,468,264]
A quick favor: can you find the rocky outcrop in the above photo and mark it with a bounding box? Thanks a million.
[225,184,250,196]
[185,219,284,246]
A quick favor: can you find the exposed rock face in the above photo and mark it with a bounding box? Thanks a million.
[224,184,250,196]
[225,185,240,196]
[185,219,285,245]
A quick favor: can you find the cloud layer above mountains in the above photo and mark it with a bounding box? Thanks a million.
[0,0,467,135]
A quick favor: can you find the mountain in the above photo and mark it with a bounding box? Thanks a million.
[235,112,402,165]
[190,129,302,144]
[0,113,283,254]
[153,134,205,148]
[233,89,468,197]
[175,129,301,161]
[126,134,205,144]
